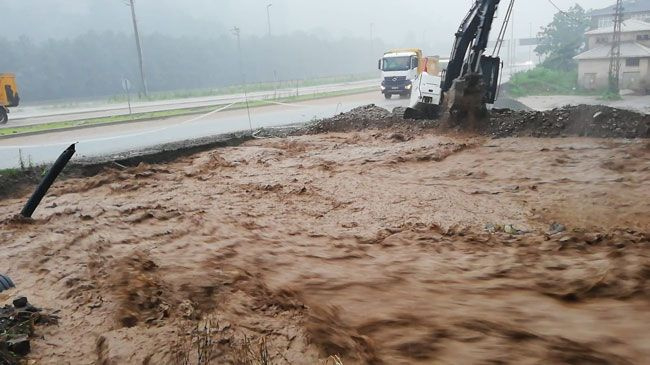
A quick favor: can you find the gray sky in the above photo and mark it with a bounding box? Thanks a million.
[3,0,615,54]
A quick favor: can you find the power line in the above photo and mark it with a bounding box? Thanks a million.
[546,0,564,14]
[493,0,516,56]
[545,0,585,24]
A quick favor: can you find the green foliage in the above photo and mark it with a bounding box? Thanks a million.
[507,67,580,96]
[601,90,623,101]
[0,86,374,137]
[535,5,590,71]
[108,73,375,103]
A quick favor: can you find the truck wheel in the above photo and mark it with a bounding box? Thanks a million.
[384,94,391,100]
[0,108,7,124]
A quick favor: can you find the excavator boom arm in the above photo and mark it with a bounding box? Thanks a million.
[441,0,502,94]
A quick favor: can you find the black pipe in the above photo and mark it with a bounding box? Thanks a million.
[20,143,76,218]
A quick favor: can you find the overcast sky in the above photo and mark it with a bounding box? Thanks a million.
[3,0,615,54]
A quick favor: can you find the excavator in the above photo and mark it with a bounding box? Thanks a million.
[406,0,512,126]
[0,73,20,124]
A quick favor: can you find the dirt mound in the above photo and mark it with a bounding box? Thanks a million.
[488,104,650,138]
[300,104,436,134]
[297,103,650,139]
[492,97,533,111]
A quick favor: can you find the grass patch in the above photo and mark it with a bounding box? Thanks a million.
[507,67,594,97]
[0,166,43,199]
[109,73,377,103]
[0,87,375,137]
[601,90,623,101]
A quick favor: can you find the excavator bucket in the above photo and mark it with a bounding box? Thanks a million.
[441,56,501,129]
[441,73,489,130]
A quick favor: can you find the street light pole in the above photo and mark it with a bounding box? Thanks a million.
[128,0,148,96]
[231,27,253,132]
[267,3,273,37]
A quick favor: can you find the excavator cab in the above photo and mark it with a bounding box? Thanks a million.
[0,73,20,124]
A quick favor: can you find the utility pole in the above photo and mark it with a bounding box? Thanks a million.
[267,3,278,100]
[128,0,148,96]
[232,27,253,132]
[266,3,273,37]
[608,0,624,96]
[370,23,375,55]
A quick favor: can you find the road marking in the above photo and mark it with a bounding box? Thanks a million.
[260,100,318,108]
[0,101,239,150]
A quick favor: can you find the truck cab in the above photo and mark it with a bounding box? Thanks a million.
[378,49,422,99]
[0,73,20,124]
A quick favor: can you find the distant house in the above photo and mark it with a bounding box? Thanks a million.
[574,19,650,91]
[590,0,650,28]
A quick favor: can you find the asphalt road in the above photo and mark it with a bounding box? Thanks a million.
[6,80,378,127]
[0,91,408,169]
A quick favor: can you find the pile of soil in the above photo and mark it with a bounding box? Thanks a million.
[492,97,533,111]
[488,105,650,138]
[297,104,650,139]
[299,105,437,134]
[0,297,57,365]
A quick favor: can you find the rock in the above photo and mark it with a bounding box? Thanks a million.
[13,296,28,308]
[549,223,566,235]
[504,224,519,235]
[7,337,31,356]
[485,223,498,233]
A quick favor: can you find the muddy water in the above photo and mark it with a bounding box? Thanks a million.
[0,130,649,364]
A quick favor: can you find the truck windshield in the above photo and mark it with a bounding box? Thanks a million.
[382,56,411,72]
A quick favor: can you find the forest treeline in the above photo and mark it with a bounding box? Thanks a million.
[0,32,383,102]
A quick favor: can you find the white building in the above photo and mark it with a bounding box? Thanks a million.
[590,0,650,28]
[575,19,650,92]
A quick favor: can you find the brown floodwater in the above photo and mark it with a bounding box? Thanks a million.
[0,130,649,364]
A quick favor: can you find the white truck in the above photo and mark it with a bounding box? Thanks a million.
[405,57,448,119]
[377,48,423,99]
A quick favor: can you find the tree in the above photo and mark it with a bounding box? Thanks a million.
[535,5,590,71]
[2,31,384,102]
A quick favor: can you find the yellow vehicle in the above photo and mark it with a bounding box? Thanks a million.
[0,73,20,124]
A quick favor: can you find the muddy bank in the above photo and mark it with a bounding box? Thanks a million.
[296,104,650,139]
[0,127,648,363]
[0,133,253,201]
[488,105,650,138]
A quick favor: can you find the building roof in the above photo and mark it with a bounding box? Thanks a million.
[590,0,650,17]
[586,19,650,35]
[574,41,650,60]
